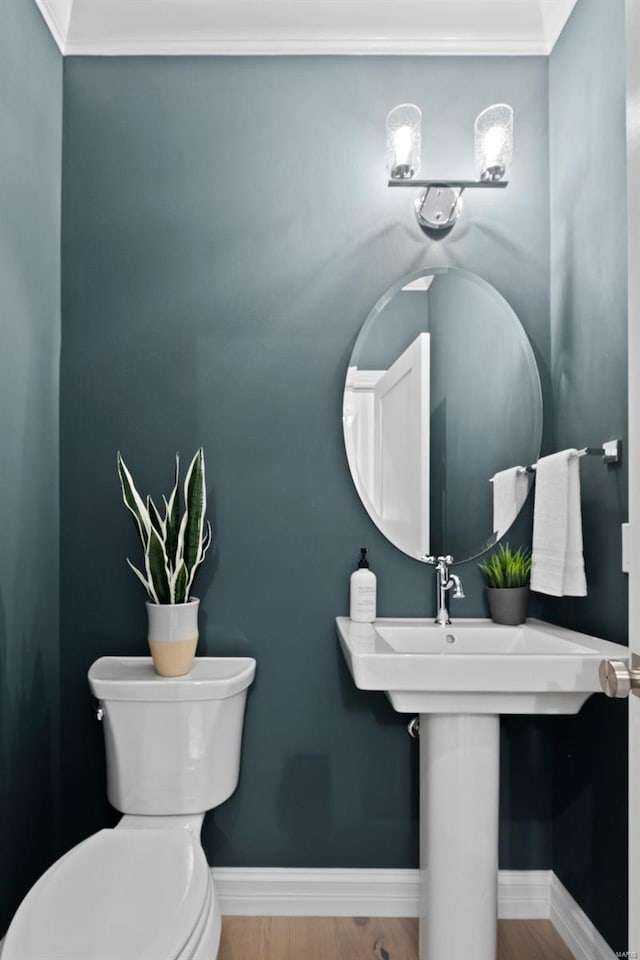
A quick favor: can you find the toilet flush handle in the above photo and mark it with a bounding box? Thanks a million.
[93,700,104,721]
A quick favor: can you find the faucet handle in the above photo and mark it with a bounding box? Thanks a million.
[451,577,465,600]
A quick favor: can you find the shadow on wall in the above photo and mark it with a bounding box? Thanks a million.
[0,585,56,932]
[499,717,553,869]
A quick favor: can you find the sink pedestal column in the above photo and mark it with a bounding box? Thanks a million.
[419,714,500,960]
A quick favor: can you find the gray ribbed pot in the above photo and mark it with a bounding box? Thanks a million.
[486,586,529,626]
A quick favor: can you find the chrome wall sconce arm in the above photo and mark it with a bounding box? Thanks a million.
[386,103,514,233]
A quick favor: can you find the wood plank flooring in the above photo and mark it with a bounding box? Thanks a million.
[218,917,575,960]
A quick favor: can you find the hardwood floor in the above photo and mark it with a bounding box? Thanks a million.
[218,917,575,960]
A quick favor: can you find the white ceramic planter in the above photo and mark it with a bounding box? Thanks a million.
[146,597,199,677]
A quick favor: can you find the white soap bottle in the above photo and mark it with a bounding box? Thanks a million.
[350,548,377,622]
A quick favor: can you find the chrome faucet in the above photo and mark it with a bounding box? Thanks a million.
[425,555,465,626]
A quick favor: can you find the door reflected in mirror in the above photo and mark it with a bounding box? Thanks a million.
[343,267,543,563]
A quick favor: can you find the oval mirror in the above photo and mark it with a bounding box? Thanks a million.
[343,267,543,563]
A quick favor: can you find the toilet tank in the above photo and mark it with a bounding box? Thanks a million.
[88,657,256,815]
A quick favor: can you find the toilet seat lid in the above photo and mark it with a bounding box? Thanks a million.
[3,829,210,960]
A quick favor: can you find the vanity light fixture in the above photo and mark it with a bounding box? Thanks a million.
[386,102,514,233]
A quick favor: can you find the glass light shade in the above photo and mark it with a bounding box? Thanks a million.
[474,103,514,182]
[386,103,422,180]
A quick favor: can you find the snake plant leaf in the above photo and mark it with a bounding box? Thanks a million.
[201,521,213,559]
[179,448,206,578]
[147,496,166,540]
[171,560,189,604]
[117,453,151,546]
[163,455,180,569]
[145,525,171,604]
[126,558,155,601]
[185,521,212,593]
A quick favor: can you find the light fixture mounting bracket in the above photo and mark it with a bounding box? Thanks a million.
[415,185,463,231]
[388,178,508,233]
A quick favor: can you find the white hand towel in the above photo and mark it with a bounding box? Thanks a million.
[492,466,530,539]
[530,450,587,597]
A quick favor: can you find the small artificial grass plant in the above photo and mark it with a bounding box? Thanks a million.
[478,543,532,589]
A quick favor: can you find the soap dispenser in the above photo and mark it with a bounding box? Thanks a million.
[350,548,377,623]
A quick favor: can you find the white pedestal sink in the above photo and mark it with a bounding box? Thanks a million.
[336,617,629,960]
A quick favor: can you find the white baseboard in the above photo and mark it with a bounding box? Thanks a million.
[498,870,553,919]
[212,867,618,960]
[550,874,618,960]
[212,867,551,919]
[213,867,422,918]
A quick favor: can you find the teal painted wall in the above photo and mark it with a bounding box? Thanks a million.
[547,0,628,950]
[60,56,554,869]
[0,0,62,934]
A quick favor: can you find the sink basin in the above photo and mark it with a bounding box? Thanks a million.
[337,616,629,714]
[375,620,596,654]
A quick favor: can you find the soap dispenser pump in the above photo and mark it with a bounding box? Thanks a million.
[350,548,377,623]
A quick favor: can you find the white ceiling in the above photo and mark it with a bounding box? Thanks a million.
[35,0,580,57]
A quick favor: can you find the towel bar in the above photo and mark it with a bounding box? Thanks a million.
[490,440,622,481]
[522,440,621,474]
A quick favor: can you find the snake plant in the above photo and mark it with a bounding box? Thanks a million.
[478,543,531,589]
[117,448,212,604]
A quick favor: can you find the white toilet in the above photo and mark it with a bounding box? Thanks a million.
[2,655,256,960]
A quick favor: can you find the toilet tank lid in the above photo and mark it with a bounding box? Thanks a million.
[2,829,210,960]
[88,656,256,701]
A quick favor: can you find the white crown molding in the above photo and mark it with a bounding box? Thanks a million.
[33,0,579,58]
[63,37,552,57]
[33,0,69,52]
